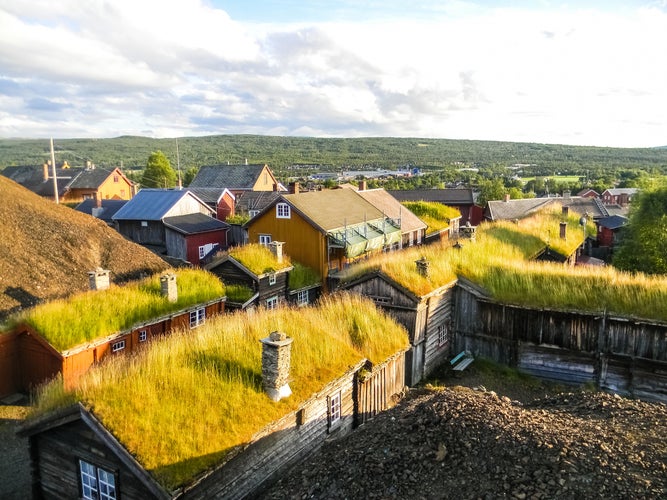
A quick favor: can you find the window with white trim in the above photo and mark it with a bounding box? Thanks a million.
[265,296,278,309]
[296,290,309,307]
[139,330,147,342]
[437,324,449,347]
[276,203,291,219]
[79,459,117,500]
[111,340,125,353]
[268,273,276,286]
[190,308,205,328]
[141,220,148,227]
[259,234,272,247]
[328,392,341,429]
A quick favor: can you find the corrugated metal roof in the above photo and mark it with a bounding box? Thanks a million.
[112,189,193,220]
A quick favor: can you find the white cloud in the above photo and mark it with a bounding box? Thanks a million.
[0,1,665,147]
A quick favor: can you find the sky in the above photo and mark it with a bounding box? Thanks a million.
[0,0,666,148]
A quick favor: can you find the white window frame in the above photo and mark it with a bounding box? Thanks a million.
[190,308,205,328]
[138,330,147,342]
[276,202,291,219]
[268,273,277,286]
[437,324,449,347]
[328,391,342,429]
[296,289,309,307]
[259,234,272,247]
[265,296,278,310]
[140,220,148,227]
[79,459,117,500]
[111,340,125,353]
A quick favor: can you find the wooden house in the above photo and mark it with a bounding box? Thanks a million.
[388,188,483,225]
[1,164,135,203]
[339,268,456,385]
[112,189,228,263]
[18,297,408,499]
[245,189,402,285]
[0,271,226,398]
[601,188,638,207]
[205,243,293,310]
[188,163,283,196]
[185,187,236,221]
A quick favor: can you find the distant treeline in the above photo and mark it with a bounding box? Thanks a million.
[2,135,667,181]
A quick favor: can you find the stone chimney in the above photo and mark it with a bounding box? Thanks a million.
[88,268,110,291]
[562,205,569,216]
[415,257,430,278]
[503,193,511,202]
[560,221,567,239]
[562,190,571,199]
[289,181,300,194]
[160,273,178,303]
[269,241,284,264]
[359,180,367,191]
[260,331,293,401]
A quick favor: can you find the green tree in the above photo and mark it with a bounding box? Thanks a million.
[183,166,199,187]
[141,151,177,188]
[477,178,507,206]
[613,188,667,275]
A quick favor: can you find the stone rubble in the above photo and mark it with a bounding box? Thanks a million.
[260,387,667,500]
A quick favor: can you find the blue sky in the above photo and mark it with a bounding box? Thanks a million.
[1,0,666,147]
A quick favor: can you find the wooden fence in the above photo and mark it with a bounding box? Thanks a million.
[453,282,667,403]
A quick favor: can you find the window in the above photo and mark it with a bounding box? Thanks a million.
[265,296,278,309]
[328,392,341,429]
[139,330,147,342]
[79,460,116,500]
[113,175,119,183]
[141,221,148,227]
[190,308,205,328]
[437,324,449,347]
[268,273,276,285]
[111,340,125,353]
[296,290,309,307]
[259,234,272,247]
[276,203,291,219]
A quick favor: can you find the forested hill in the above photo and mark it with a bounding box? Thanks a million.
[1,135,667,177]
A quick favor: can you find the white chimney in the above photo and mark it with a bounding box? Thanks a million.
[269,241,284,264]
[88,268,110,291]
[160,273,178,303]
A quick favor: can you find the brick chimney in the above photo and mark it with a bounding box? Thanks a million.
[269,241,284,264]
[359,180,367,191]
[289,182,300,194]
[160,273,178,303]
[415,257,430,278]
[88,268,110,291]
[260,331,293,401]
[560,221,567,239]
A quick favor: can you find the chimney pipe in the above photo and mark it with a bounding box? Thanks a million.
[160,273,178,303]
[289,182,299,194]
[88,268,110,291]
[503,193,510,202]
[560,221,567,239]
[269,241,284,264]
[359,180,367,191]
[43,162,49,181]
[562,205,569,216]
[415,257,430,278]
[260,331,293,401]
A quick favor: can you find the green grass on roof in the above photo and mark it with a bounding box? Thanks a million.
[14,269,225,351]
[402,201,460,234]
[339,206,667,321]
[229,243,292,274]
[31,293,409,491]
[288,262,321,290]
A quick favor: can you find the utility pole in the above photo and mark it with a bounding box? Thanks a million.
[50,138,59,204]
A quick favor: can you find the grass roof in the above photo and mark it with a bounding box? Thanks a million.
[288,262,321,290]
[401,201,461,234]
[31,293,409,491]
[229,243,292,274]
[12,269,225,351]
[339,206,667,321]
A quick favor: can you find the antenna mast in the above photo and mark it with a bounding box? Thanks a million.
[176,139,182,189]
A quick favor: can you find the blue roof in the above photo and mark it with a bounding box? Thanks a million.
[112,189,205,221]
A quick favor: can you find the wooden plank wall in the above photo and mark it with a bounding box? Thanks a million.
[454,285,667,402]
[422,287,454,379]
[356,352,406,426]
[0,331,20,396]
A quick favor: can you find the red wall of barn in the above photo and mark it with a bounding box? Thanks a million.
[186,230,228,264]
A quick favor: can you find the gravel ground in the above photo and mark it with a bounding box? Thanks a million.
[260,364,667,500]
